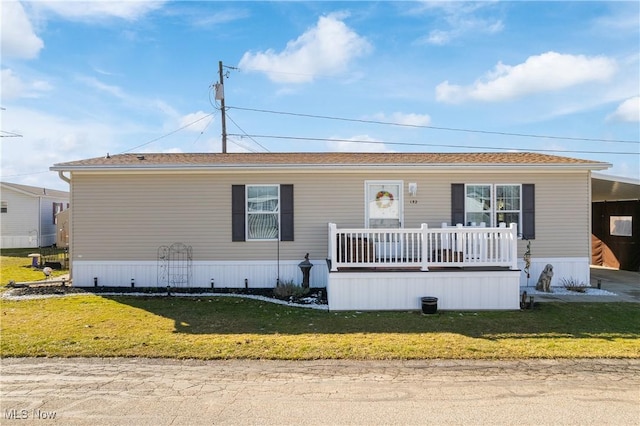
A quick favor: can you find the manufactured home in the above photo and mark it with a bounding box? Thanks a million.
[0,182,69,248]
[51,152,609,310]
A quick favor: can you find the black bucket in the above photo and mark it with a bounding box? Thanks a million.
[421,297,438,314]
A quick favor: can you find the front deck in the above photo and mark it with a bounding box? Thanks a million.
[326,223,521,311]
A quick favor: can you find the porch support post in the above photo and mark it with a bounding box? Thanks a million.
[509,223,518,270]
[420,223,429,271]
[328,223,339,272]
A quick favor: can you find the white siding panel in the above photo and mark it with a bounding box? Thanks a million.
[518,257,590,288]
[72,259,329,288]
[327,270,521,311]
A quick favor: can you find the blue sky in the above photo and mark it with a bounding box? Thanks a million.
[1,0,639,190]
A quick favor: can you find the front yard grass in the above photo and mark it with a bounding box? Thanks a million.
[1,249,68,286]
[1,295,638,360]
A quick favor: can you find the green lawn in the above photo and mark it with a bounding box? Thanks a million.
[2,252,638,360]
[1,295,638,360]
[1,249,68,285]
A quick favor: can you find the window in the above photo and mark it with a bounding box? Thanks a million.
[610,216,632,237]
[247,185,280,240]
[452,183,534,239]
[232,184,294,242]
[1,201,7,213]
[465,184,521,228]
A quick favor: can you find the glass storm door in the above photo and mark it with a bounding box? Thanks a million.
[366,181,402,229]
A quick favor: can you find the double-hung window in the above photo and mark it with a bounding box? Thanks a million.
[465,184,521,230]
[232,184,294,242]
[246,185,280,240]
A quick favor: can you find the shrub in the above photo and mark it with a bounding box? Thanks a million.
[273,280,309,300]
[560,277,589,293]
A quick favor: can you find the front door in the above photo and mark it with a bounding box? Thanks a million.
[366,181,402,228]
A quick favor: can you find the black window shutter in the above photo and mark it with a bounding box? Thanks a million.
[451,184,465,226]
[231,185,246,242]
[522,184,535,239]
[280,184,294,241]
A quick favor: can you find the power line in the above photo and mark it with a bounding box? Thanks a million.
[1,130,23,138]
[225,112,270,152]
[227,105,640,145]
[192,113,216,145]
[119,112,215,154]
[227,133,639,155]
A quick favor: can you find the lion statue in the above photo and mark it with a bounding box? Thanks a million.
[535,264,554,292]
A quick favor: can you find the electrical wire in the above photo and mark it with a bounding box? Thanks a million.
[192,112,217,145]
[1,130,23,138]
[227,133,639,155]
[118,112,215,154]
[225,112,270,152]
[227,105,640,145]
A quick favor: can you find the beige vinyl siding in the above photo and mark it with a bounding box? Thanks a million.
[70,169,590,262]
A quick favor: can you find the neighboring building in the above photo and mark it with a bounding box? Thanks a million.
[51,152,609,310]
[0,182,69,248]
[56,208,71,249]
[591,173,640,272]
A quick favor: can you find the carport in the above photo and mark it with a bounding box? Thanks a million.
[591,173,640,272]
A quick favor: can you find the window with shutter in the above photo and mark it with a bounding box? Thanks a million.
[451,183,535,238]
[232,184,294,242]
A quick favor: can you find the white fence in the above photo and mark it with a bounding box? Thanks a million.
[328,222,518,272]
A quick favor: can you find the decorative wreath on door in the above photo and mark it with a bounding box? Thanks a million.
[375,190,394,209]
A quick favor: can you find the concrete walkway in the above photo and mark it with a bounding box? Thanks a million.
[532,267,640,303]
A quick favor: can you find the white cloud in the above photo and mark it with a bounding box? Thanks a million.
[607,96,640,123]
[0,68,52,100]
[0,69,23,100]
[0,107,117,190]
[412,1,503,46]
[372,112,431,127]
[33,0,166,22]
[0,0,44,59]
[76,75,179,118]
[436,52,617,103]
[326,135,394,153]
[179,111,214,133]
[191,9,249,28]
[238,13,371,83]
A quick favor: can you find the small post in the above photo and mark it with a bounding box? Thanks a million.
[328,223,338,271]
[298,253,313,289]
[131,278,135,288]
[597,279,601,289]
[244,278,248,289]
[210,278,215,289]
[420,223,429,271]
[94,277,98,287]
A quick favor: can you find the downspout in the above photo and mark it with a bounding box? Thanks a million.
[57,171,72,281]
[38,196,42,248]
[58,171,71,184]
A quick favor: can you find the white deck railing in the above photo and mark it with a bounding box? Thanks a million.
[328,222,518,272]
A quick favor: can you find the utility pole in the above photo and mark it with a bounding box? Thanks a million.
[218,61,227,153]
